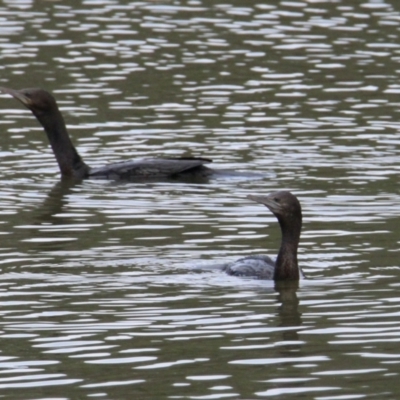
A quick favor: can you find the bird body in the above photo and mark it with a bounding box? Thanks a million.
[223,254,276,279]
[89,157,213,180]
[1,87,215,180]
[223,191,304,281]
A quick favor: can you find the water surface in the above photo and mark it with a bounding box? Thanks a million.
[0,0,400,398]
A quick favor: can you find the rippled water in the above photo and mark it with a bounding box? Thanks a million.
[0,0,400,399]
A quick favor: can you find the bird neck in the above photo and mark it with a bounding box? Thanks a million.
[273,218,301,280]
[35,108,90,179]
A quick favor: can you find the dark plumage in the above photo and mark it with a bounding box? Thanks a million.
[223,191,304,280]
[1,87,215,180]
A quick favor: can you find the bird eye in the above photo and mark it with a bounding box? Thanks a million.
[274,197,280,202]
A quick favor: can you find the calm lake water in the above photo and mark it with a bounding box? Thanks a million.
[0,0,400,399]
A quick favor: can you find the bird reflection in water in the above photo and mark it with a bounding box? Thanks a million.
[275,280,302,344]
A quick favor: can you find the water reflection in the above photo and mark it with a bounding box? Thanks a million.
[275,281,302,343]
[31,180,77,225]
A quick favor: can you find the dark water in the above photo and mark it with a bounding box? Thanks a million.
[0,0,400,398]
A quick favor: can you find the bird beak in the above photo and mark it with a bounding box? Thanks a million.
[247,194,269,206]
[247,194,279,213]
[0,87,31,107]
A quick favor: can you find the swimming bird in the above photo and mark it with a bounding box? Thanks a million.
[0,87,215,180]
[223,191,304,280]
